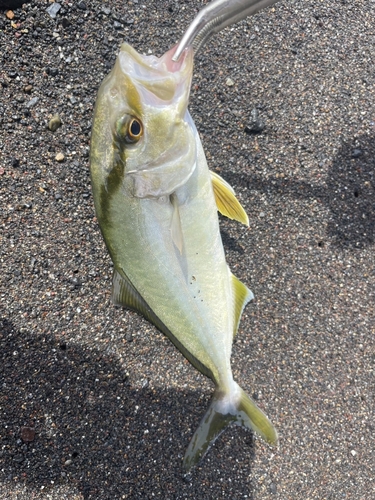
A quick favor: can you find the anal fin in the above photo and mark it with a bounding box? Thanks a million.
[112,268,214,379]
[210,171,249,226]
[112,268,166,333]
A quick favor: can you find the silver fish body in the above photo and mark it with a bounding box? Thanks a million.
[90,43,277,470]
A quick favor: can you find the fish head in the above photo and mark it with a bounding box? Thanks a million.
[90,43,196,205]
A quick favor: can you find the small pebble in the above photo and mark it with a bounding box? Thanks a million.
[48,68,59,77]
[26,97,39,108]
[13,454,24,464]
[46,3,61,19]
[270,482,277,494]
[351,148,362,158]
[48,114,62,132]
[21,426,36,443]
[55,152,65,162]
[226,77,234,87]
[245,108,265,134]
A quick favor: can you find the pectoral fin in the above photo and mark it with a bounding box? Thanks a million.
[170,193,184,254]
[210,171,249,226]
[232,274,254,337]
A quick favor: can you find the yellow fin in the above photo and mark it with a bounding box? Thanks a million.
[112,268,166,333]
[183,382,278,472]
[112,268,213,379]
[210,171,249,226]
[112,268,176,338]
[232,274,254,337]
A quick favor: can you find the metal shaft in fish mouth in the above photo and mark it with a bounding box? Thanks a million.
[172,0,281,62]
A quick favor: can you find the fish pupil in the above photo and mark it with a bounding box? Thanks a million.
[130,119,141,137]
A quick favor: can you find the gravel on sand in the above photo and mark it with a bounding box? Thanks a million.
[1,1,374,499]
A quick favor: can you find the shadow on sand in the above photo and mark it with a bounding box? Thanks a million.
[227,133,375,250]
[0,318,256,499]
[325,134,375,249]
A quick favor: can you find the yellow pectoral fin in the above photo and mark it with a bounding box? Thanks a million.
[232,274,254,337]
[210,171,249,226]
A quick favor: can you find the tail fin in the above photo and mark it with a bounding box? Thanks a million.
[183,382,278,472]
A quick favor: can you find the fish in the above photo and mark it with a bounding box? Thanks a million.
[89,42,277,471]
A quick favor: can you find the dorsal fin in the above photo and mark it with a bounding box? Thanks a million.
[231,274,254,337]
[210,171,249,226]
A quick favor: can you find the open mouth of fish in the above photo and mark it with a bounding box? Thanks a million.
[118,43,194,104]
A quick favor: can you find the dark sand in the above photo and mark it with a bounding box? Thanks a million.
[1,1,374,498]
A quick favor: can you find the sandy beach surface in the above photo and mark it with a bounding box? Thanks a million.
[1,1,374,498]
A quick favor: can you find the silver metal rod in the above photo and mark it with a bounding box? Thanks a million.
[172,0,281,62]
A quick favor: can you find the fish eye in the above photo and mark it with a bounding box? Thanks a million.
[128,118,142,140]
[116,116,143,144]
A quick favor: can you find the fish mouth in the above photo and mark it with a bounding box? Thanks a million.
[119,42,193,75]
[158,44,193,74]
[118,43,194,105]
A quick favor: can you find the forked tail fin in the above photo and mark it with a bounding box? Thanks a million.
[183,382,278,472]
